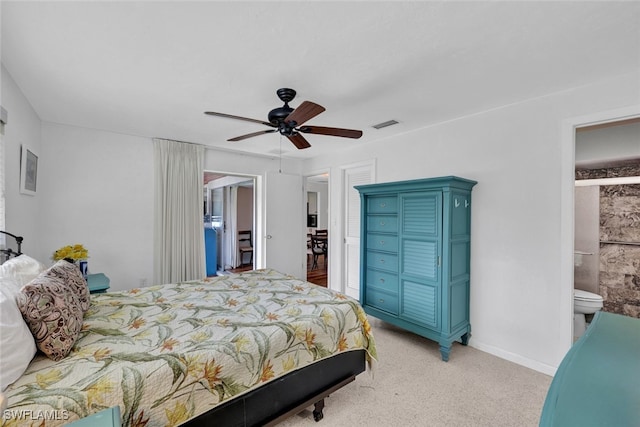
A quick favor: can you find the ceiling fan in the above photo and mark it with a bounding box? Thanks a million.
[204,88,363,149]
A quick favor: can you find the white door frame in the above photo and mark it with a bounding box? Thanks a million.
[304,169,331,284]
[560,105,640,351]
[204,172,258,271]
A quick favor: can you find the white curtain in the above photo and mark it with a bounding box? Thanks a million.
[0,126,5,249]
[153,138,205,283]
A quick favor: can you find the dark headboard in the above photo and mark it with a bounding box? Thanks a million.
[0,231,23,264]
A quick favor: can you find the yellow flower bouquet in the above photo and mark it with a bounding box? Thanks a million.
[53,244,89,261]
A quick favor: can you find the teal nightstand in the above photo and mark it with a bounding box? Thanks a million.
[87,273,110,294]
[66,406,121,426]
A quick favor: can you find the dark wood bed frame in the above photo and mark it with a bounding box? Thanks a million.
[1,231,368,426]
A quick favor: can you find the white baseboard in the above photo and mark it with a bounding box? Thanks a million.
[469,340,558,377]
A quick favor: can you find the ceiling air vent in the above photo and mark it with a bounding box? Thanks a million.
[372,119,399,130]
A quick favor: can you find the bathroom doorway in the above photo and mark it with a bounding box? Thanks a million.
[574,117,640,328]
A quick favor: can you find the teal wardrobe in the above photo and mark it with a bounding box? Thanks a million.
[356,176,477,361]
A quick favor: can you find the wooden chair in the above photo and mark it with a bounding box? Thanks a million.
[310,235,328,270]
[315,229,328,236]
[238,230,253,267]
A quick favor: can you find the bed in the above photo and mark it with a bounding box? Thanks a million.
[0,231,22,263]
[539,311,640,427]
[0,232,377,427]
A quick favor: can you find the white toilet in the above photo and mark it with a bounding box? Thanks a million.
[573,289,604,338]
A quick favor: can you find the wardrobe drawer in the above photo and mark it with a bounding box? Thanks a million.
[367,196,398,214]
[366,233,398,252]
[366,251,398,273]
[367,215,398,233]
[366,288,398,315]
[366,269,399,292]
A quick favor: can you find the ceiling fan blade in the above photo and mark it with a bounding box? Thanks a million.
[284,101,326,126]
[286,133,311,149]
[228,129,277,142]
[205,111,275,127]
[298,126,363,139]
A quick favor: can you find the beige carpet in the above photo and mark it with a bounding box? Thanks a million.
[278,318,552,427]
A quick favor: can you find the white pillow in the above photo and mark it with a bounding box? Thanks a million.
[0,255,47,287]
[0,278,37,392]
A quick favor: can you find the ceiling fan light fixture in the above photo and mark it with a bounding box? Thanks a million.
[372,119,399,129]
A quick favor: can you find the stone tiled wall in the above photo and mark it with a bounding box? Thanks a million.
[576,164,640,318]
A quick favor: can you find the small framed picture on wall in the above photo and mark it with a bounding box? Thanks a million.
[19,144,38,196]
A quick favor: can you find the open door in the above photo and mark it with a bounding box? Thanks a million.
[342,164,373,299]
[264,171,305,279]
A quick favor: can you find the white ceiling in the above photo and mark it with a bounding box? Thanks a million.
[2,1,639,160]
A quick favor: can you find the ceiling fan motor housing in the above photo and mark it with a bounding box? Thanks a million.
[268,105,294,125]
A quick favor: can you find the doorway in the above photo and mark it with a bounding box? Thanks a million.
[563,109,640,345]
[204,172,256,275]
[574,119,640,325]
[305,172,329,287]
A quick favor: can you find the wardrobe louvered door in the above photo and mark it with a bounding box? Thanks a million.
[399,192,441,329]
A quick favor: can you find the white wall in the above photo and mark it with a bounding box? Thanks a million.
[37,123,153,291]
[237,186,253,232]
[304,71,640,374]
[2,65,43,257]
[576,122,640,165]
[204,149,300,179]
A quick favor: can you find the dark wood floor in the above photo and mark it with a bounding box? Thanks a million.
[306,262,327,287]
[225,265,252,274]
[225,260,327,287]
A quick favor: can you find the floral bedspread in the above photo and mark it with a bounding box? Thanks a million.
[2,269,376,427]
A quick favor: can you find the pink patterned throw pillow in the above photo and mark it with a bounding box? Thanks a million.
[43,260,90,313]
[17,274,84,361]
